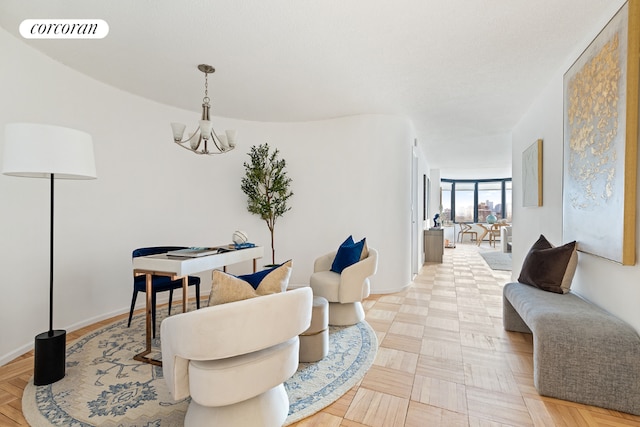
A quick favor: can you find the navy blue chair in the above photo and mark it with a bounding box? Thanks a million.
[128,246,201,338]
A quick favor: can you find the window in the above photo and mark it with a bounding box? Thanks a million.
[477,181,502,222]
[441,182,452,223]
[441,178,512,223]
[454,182,475,223]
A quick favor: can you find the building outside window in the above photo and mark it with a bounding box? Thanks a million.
[442,178,512,223]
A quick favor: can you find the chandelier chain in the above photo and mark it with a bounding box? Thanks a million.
[203,72,210,104]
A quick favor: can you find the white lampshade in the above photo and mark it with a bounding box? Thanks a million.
[199,120,213,139]
[2,123,96,180]
[170,122,186,141]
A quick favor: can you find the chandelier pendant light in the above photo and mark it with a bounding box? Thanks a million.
[171,64,237,155]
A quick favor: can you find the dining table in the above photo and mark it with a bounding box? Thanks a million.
[476,222,510,247]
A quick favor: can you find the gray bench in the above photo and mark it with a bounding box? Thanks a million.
[503,282,640,415]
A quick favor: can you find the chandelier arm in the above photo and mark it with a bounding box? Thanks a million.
[173,129,201,145]
[209,131,226,152]
[173,139,233,155]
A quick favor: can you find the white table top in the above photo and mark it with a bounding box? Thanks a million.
[133,246,264,276]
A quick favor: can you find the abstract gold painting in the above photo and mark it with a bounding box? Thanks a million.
[563,0,638,265]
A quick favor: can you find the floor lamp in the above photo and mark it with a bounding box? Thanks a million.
[2,123,96,386]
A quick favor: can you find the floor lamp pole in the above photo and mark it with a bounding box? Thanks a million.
[49,173,54,334]
[33,173,66,386]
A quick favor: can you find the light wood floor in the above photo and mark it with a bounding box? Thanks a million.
[2,243,640,426]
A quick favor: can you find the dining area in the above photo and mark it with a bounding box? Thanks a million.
[457,221,511,249]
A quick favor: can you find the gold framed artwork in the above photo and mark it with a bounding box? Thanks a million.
[563,0,639,265]
[522,139,543,207]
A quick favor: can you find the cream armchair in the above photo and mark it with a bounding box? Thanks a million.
[160,287,313,427]
[310,247,378,325]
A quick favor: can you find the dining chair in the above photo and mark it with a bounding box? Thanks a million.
[457,223,478,243]
[489,223,508,247]
[128,246,201,338]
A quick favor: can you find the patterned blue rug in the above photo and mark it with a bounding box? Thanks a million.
[22,308,377,426]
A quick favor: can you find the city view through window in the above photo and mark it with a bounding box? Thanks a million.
[440,179,512,224]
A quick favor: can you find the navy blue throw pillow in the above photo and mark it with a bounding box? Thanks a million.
[331,235,365,274]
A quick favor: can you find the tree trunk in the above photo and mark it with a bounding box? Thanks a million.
[269,224,276,265]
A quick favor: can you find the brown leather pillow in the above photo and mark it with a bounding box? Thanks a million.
[518,235,577,294]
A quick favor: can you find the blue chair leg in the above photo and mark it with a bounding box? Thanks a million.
[152,291,157,339]
[168,289,174,316]
[128,290,138,328]
[196,283,200,309]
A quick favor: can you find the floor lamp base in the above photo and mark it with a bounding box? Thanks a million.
[34,330,66,386]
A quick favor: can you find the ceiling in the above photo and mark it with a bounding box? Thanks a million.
[0,0,622,179]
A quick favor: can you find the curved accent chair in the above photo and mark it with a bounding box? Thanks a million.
[160,287,313,427]
[128,246,201,338]
[310,247,378,326]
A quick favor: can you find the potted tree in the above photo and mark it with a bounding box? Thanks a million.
[241,143,293,265]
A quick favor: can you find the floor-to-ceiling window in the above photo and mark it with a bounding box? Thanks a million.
[442,178,512,223]
[454,182,475,223]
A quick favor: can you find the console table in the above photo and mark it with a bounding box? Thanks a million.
[424,228,444,263]
[132,245,264,365]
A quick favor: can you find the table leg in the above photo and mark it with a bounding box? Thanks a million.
[133,273,162,366]
[253,258,257,272]
[182,276,188,312]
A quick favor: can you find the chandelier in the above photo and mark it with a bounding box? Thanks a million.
[171,64,237,155]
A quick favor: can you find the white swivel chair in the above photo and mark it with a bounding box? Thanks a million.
[160,287,312,427]
[310,247,378,326]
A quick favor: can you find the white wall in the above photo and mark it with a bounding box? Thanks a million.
[0,28,416,364]
[512,0,640,332]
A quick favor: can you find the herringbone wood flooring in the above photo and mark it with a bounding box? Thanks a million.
[2,244,640,426]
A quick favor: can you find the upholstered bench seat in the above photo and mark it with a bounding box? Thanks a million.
[503,282,640,415]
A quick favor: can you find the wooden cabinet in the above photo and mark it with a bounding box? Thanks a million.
[424,228,444,263]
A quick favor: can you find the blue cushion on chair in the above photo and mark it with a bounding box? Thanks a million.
[331,236,366,274]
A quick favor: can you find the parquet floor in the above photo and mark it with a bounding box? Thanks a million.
[2,243,640,426]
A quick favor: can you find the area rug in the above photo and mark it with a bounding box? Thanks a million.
[22,308,377,426]
[480,250,512,271]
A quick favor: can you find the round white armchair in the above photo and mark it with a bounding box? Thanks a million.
[160,287,313,427]
[310,247,378,325]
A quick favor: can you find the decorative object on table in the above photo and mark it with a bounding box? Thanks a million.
[2,123,96,386]
[21,306,377,427]
[241,143,293,265]
[563,1,639,265]
[310,237,378,325]
[232,242,256,249]
[522,139,543,207]
[170,64,237,155]
[232,229,249,245]
[433,212,441,228]
[486,214,497,224]
[128,246,201,338]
